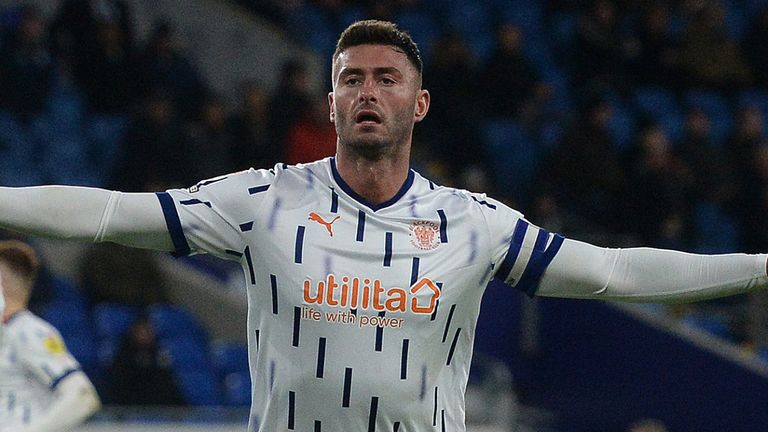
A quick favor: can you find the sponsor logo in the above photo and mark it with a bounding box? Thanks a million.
[409,220,440,250]
[308,212,341,237]
[303,274,441,314]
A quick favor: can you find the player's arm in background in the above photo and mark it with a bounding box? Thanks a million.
[483,196,768,302]
[14,372,102,432]
[0,186,172,251]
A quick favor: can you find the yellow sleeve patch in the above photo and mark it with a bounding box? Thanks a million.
[43,334,66,355]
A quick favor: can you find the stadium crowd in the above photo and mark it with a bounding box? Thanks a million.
[3,0,768,409]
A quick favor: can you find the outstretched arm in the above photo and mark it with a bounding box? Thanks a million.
[537,238,768,302]
[0,186,173,251]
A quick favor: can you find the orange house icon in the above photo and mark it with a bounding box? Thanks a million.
[410,278,441,314]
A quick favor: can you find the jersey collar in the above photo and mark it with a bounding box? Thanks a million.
[3,309,23,325]
[330,157,415,212]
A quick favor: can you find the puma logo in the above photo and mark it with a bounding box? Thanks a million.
[308,212,341,237]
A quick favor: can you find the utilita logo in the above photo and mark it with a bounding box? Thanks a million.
[303,275,441,314]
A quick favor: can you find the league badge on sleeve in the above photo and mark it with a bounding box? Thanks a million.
[43,333,66,355]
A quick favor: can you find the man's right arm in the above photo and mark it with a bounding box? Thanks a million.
[0,186,174,251]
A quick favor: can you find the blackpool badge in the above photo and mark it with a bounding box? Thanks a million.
[409,220,440,250]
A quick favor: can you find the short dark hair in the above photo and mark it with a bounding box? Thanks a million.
[333,20,423,75]
[0,240,40,289]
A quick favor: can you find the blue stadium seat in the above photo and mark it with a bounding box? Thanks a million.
[93,303,141,366]
[172,369,224,406]
[221,371,251,406]
[395,10,440,64]
[481,119,541,202]
[497,0,544,37]
[605,93,638,151]
[445,0,495,61]
[681,314,733,341]
[683,89,733,146]
[692,201,741,254]
[148,304,207,341]
[86,114,128,184]
[737,90,768,122]
[0,111,42,186]
[547,11,578,55]
[161,337,223,406]
[212,342,251,406]
[632,86,685,143]
[41,300,90,334]
[40,300,99,373]
[212,342,249,374]
[757,346,768,363]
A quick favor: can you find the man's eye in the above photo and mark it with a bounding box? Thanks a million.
[346,78,360,85]
[382,78,395,85]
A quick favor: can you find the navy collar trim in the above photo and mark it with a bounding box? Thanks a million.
[330,157,415,212]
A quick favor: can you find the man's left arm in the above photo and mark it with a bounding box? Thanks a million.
[14,371,101,432]
[535,238,768,302]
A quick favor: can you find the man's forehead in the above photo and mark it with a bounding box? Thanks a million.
[334,44,412,73]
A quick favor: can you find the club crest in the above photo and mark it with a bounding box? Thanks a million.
[409,220,440,250]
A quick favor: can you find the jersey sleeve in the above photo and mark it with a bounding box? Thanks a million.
[481,195,565,297]
[156,168,275,260]
[14,320,82,390]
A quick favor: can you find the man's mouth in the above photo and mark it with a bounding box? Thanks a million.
[355,110,382,125]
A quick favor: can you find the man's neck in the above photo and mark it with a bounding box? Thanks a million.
[334,149,410,206]
[2,303,24,323]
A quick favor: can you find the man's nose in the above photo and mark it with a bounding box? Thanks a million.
[359,79,378,102]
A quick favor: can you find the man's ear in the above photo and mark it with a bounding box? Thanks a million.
[414,89,430,123]
[328,92,335,123]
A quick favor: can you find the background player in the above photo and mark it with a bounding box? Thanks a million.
[0,240,101,432]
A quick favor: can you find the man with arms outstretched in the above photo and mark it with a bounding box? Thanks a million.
[0,20,766,431]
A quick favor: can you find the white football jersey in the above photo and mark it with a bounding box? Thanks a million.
[0,311,82,429]
[160,157,563,431]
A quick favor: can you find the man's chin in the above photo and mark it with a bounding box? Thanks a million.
[343,138,393,160]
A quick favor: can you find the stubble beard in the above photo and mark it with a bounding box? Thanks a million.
[336,110,413,162]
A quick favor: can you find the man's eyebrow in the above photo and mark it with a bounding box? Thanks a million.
[338,67,403,77]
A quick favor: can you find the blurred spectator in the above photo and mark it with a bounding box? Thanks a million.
[675,107,735,205]
[269,59,312,150]
[677,2,751,91]
[629,1,682,89]
[186,94,237,180]
[544,94,626,232]
[625,124,693,248]
[573,0,634,93]
[729,106,766,251]
[110,92,191,191]
[284,95,336,164]
[743,7,768,88]
[0,5,54,120]
[80,243,171,306]
[423,32,486,178]
[108,316,185,406]
[50,0,135,113]
[728,106,765,171]
[230,81,280,170]
[135,21,209,121]
[737,141,768,252]
[480,23,551,121]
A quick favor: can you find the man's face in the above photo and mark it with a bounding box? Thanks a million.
[329,44,429,159]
